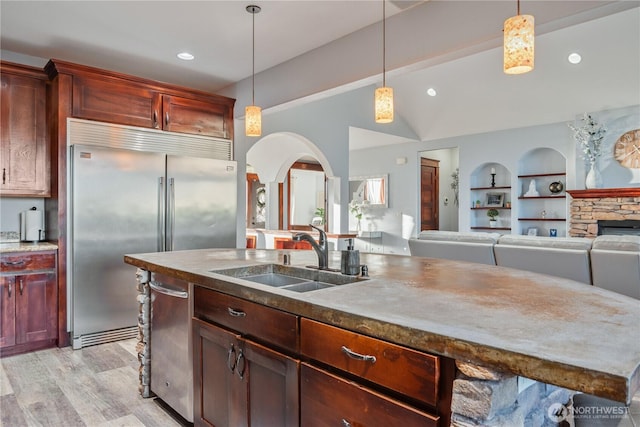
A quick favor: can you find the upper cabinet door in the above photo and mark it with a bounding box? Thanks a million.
[72,75,162,129]
[162,95,230,139]
[0,69,50,197]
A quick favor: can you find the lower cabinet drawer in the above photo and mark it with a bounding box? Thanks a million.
[300,318,439,407]
[0,252,56,272]
[194,286,299,354]
[301,363,439,427]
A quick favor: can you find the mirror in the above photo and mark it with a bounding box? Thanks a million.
[349,174,388,207]
[288,163,325,229]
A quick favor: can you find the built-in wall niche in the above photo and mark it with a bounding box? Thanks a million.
[517,148,567,236]
[469,163,512,233]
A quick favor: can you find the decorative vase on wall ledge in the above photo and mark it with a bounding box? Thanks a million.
[585,160,602,189]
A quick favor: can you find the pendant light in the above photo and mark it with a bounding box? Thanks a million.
[375,0,393,123]
[503,0,534,75]
[245,4,262,137]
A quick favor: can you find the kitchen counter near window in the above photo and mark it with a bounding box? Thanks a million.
[124,248,640,405]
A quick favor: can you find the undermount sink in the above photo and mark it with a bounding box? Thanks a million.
[212,264,365,293]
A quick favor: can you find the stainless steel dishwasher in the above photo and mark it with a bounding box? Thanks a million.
[149,273,192,422]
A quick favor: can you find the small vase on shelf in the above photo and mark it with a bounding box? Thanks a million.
[585,160,602,189]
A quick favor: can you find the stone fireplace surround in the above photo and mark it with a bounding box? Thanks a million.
[567,188,640,238]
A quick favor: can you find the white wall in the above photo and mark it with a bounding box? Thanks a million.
[0,198,45,235]
[347,104,639,255]
[235,84,418,239]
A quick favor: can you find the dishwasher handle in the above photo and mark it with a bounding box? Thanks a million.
[149,281,188,299]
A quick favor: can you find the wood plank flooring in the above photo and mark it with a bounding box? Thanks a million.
[0,340,185,427]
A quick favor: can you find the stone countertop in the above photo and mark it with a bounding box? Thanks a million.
[124,248,640,405]
[0,242,58,253]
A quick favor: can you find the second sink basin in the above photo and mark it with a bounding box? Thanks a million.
[212,263,365,293]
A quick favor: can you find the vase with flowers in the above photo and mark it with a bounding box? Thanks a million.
[568,113,606,189]
[349,199,363,234]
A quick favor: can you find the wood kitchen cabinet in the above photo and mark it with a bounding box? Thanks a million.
[64,63,233,139]
[0,251,58,356]
[193,316,299,426]
[0,61,50,197]
[301,363,439,427]
[192,286,300,427]
[300,318,454,426]
[192,285,454,426]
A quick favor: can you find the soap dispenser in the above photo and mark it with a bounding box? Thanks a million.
[341,238,360,276]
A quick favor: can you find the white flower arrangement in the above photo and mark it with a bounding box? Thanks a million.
[349,199,364,220]
[568,113,607,164]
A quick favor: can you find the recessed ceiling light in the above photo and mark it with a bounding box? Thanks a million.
[426,88,437,97]
[177,52,195,61]
[568,53,582,64]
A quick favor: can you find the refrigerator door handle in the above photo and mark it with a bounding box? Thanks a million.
[168,177,175,251]
[158,177,165,251]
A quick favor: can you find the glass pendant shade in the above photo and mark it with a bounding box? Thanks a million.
[503,14,534,74]
[245,105,262,137]
[375,86,394,124]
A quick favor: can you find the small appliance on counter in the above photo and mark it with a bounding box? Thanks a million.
[20,207,45,242]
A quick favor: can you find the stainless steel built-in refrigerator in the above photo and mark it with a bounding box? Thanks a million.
[68,119,237,349]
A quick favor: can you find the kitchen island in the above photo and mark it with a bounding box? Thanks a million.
[125,248,640,425]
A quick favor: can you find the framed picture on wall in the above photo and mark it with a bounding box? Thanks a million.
[485,192,505,207]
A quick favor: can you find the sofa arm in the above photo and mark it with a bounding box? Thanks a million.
[590,249,640,299]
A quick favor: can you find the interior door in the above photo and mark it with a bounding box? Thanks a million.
[420,158,440,231]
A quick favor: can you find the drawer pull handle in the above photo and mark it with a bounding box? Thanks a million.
[153,111,158,128]
[227,345,237,372]
[19,278,24,295]
[227,307,246,317]
[3,260,26,267]
[341,419,351,427]
[341,346,376,363]
[165,112,169,127]
[236,350,246,379]
[7,282,12,298]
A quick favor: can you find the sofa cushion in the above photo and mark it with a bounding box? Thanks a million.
[418,230,500,244]
[497,234,593,251]
[592,235,640,252]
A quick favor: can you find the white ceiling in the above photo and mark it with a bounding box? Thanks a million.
[1,1,639,146]
[0,0,416,91]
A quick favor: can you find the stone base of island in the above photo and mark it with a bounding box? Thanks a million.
[125,248,640,426]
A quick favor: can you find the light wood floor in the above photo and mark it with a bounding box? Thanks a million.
[0,339,185,427]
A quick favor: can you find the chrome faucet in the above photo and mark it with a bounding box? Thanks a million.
[293,224,328,270]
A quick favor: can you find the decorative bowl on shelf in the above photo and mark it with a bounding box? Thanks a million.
[549,181,564,194]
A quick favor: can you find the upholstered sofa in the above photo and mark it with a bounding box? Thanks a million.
[493,234,594,285]
[409,231,640,299]
[590,235,640,299]
[408,230,501,265]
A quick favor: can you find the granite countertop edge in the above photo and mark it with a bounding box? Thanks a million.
[124,248,640,405]
[0,242,59,253]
